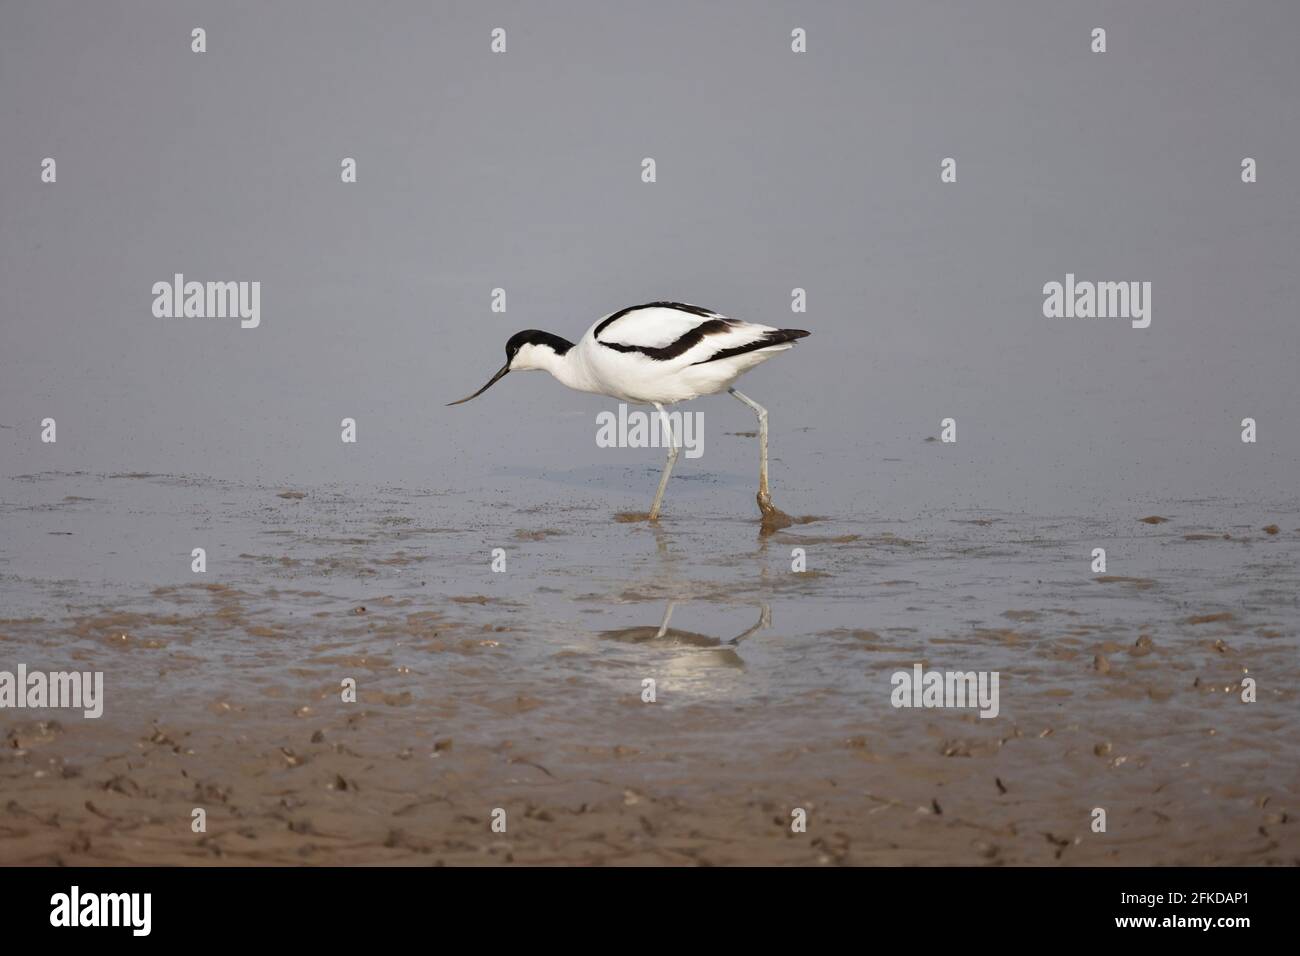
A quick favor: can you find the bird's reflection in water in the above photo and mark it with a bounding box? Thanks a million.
[599,600,771,667]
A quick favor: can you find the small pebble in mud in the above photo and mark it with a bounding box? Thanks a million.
[995,777,1007,795]
[1130,634,1155,657]
[1263,524,1279,535]
[352,606,366,615]
[1094,742,1112,756]
[1093,654,1111,674]
[1138,515,1169,524]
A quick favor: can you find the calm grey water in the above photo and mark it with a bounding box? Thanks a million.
[1,1,1297,516]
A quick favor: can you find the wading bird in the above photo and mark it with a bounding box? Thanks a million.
[448,302,810,521]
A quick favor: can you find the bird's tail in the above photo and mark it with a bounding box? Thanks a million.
[690,328,810,366]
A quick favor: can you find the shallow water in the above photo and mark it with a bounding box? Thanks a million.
[1,469,1296,864]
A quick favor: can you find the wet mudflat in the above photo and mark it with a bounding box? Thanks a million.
[1,470,1297,865]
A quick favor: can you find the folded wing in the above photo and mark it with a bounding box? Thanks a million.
[592,302,807,365]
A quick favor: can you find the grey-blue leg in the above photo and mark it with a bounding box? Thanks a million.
[648,402,679,520]
[729,388,773,514]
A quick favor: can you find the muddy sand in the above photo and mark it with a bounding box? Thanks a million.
[1,471,1297,865]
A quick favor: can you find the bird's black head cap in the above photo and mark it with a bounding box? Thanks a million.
[506,330,574,362]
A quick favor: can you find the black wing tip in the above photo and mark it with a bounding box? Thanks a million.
[689,328,812,366]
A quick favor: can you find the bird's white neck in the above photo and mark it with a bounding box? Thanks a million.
[538,345,602,395]
[510,336,604,395]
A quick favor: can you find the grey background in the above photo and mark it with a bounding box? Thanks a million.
[3,0,1298,517]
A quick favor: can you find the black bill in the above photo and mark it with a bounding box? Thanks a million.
[446,363,510,406]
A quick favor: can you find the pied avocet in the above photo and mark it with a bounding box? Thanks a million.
[449,301,810,521]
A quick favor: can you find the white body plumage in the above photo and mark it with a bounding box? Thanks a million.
[508,302,809,405]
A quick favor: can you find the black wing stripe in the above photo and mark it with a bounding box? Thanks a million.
[689,329,810,366]
[592,301,720,340]
[599,318,735,361]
